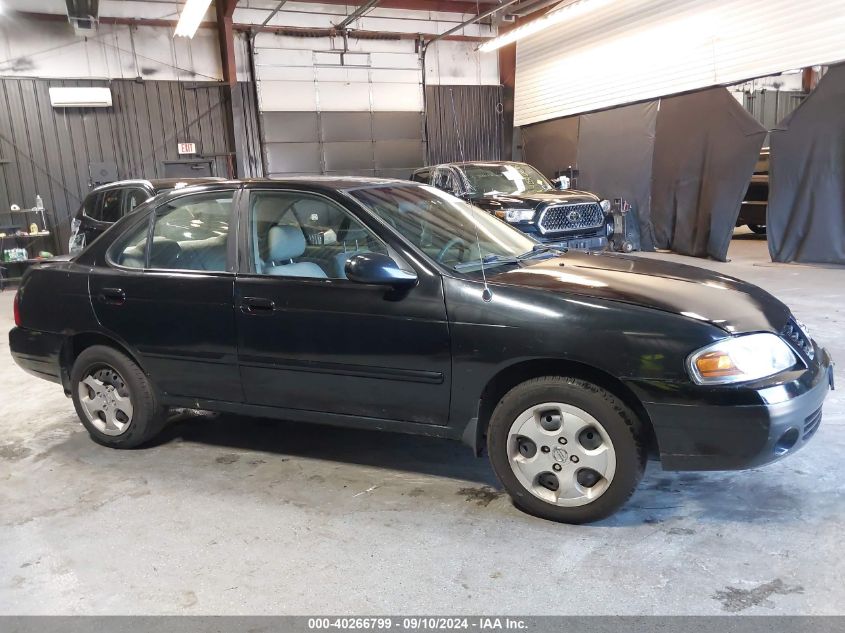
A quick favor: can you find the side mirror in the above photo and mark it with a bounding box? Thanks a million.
[345,253,418,288]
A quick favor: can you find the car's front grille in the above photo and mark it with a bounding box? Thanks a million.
[782,317,815,360]
[538,203,604,234]
[804,406,822,440]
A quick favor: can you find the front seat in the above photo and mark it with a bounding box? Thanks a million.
[265,225,327,278]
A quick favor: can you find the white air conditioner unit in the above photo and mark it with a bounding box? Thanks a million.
[49,87,112,108]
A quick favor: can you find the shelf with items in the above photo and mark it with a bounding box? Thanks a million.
[1,200,58,288]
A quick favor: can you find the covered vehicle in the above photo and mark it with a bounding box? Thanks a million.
[412,161,612,251]
[10,178,833,523]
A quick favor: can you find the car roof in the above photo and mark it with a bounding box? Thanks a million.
[87,177,226,195]
[416,161,528,171]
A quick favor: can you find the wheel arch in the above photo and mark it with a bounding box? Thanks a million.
[59,332,145,394]
[468,358,657,458]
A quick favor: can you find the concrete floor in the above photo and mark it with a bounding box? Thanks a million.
[1,230,843,615]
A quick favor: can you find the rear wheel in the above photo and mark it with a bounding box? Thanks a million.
[487,376,646,523]
[70,345,167,448]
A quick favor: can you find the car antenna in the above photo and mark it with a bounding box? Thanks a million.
[449,88,492,302]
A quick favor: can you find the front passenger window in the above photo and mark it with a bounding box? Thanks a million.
[250,191,387,279]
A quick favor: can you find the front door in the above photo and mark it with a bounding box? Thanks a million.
[90,189,242,402]
[234,188,452,426]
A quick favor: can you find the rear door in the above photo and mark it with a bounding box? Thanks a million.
[89,188,242,403]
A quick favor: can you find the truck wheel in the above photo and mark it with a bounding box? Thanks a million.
[70,345,167,449]
[487,376,646,523]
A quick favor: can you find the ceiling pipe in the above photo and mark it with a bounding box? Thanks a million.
[335,0,381,30]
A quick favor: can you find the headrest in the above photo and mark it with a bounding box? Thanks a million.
[269,225,306,261]
[254,197,284,222]
[148,236,181,268]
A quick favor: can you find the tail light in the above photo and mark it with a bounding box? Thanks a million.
[13,291,21,327]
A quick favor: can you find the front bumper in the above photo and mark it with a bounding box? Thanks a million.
[626,344,834,471]
[537,234,608,251]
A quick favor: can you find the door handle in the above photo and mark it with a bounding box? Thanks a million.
[98,287,126,305]
[241,296,275,315]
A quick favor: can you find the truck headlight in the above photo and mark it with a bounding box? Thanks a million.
[504,208,535,223]
[687,333,797,385]
[600,199,611,213]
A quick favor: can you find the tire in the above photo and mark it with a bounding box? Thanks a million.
[487,376,647,524]
[747,224,767,235]
[70,345,168,449]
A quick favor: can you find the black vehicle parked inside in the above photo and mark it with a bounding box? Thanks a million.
[69,177,224,253]
[11,178,833,523]
[412,161,612,251]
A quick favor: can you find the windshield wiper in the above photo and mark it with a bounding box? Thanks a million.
[453,253,520,272]
[517,244,568,260]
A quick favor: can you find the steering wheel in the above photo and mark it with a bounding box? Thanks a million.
[436,237,469,263]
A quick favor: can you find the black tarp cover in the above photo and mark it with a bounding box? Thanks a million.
[520,115,579,181]
[577,101,658,251]
[651,87,767,261]
[768,64,845,264]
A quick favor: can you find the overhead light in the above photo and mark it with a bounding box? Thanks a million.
[478,0,613,52]
[174,0,212,38]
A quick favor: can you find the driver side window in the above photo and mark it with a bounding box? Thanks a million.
[250,191,387,279]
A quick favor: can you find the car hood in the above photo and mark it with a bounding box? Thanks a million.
[489,251,791,333]
[473,190,598,210]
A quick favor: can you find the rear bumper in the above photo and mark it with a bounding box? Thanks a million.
[9,326,64,385]
[627,345,834,471]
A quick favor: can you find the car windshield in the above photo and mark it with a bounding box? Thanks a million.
[460,163,554,196]
[349,184,537,273]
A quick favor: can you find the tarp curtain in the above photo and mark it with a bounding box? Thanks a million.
[651,88,767,260]
[768,63,845,264]
[577,102,658,251]
[520,87,766,260]
[519,116,579,181]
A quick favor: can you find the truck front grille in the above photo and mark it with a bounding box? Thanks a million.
[538,203,604,234]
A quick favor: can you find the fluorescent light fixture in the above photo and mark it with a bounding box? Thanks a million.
[478,0,613,52]
[174,0,212,38]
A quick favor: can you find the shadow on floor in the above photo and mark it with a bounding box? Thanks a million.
[154,410,498,486]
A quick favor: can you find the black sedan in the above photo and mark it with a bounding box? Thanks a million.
[10,178,833,523]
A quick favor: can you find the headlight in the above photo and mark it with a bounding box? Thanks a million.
[600,199,611,213]
[504,208,536,223]
[687,333,797,385]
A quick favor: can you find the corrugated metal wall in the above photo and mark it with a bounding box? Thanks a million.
[425,85,504,165]
[741,90,806,132]
[0,77,259,250]
[515,0,845,125]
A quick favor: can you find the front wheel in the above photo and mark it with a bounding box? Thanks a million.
[487,376,646,523]
[70,345,168,449]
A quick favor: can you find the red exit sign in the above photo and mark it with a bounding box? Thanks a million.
[177,142,197,155]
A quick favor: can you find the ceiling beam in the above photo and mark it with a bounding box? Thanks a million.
[215,0,239,85]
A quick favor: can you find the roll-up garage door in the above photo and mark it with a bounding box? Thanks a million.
[514,0,845,126]
[254,35,425,178]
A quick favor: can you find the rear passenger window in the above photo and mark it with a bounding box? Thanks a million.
[123,188,150,215]
[100,189,123,223]
[111,192,233,271]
